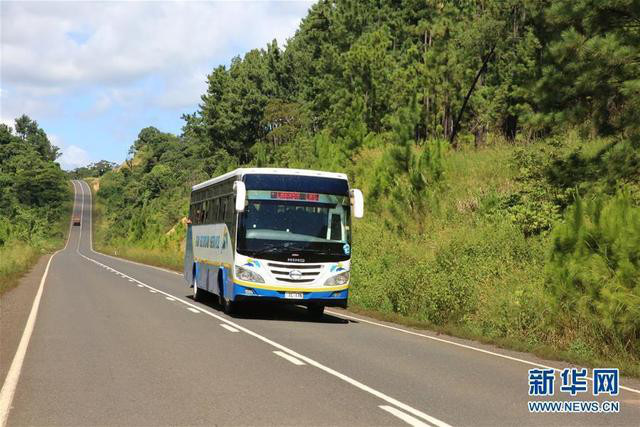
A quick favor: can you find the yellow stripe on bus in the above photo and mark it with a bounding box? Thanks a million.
[194,257,232,269]
[233,278,349,293]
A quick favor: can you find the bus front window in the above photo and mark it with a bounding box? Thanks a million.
[237,193,352,259]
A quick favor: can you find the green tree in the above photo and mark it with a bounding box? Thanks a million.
[535,0,640,136]
[547,190,640,355]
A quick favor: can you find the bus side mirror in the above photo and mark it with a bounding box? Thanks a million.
[234,181,246,212]
[351,189,364,218]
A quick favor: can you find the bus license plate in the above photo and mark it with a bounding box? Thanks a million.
[285,292,304,299]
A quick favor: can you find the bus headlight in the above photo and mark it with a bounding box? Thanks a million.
[235,266,265,283]
[325,271,349,286]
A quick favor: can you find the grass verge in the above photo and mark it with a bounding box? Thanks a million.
[0,184,73,296]
[89,179,183,272]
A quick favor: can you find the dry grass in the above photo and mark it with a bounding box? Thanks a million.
[0,242,42,295]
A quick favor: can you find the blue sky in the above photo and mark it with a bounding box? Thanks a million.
[1,1,314,170]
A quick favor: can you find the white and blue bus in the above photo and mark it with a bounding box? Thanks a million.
[184,168,364,316]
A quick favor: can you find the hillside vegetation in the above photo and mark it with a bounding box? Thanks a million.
[0,115,71,294]
[95,0,640,374]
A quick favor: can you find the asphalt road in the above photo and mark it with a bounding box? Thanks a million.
[2,180,639,426]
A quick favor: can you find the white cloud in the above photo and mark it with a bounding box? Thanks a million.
[50,134,92,170]
[57,144,91,170]
[1,1,313,92]
[0,1,314,163]
[154,67,209,109]
[0,116,14,129]
[0,88,63,120]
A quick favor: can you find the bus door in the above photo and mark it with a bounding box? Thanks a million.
[184,221,194,285]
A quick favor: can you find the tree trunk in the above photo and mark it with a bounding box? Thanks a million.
[474,124,487,148]
[450,44,496,148]
[502,114,518,141]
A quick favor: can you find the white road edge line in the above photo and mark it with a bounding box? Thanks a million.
[325,310,640,395]
[273,351,305,366]
[81,180,180,277]
[79,183,182,275]
[0,180,79,427]
[379,405,431,427]
[220,324,239,333]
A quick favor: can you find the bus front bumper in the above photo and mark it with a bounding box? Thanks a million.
[233,282,348,307]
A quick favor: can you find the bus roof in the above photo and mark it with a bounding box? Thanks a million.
[191,168,348,191]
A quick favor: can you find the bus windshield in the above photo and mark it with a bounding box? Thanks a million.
[237,191,351,260]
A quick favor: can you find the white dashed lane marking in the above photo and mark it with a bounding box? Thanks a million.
[220,324,239,333]
[187,308,200,314]
[379,405,430,427]
[273,351,305,366]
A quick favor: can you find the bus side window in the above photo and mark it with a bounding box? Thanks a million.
[202,200,208,224]
[227,195,233,220]
[221,197,227,222]
[209,199,216,223]
[213,198,220,222]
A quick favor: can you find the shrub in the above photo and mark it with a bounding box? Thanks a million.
[546,189,640,356]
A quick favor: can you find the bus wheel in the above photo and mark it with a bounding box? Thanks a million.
[307,304,324,319]
[193,276,203,302]
[223,297,235,315]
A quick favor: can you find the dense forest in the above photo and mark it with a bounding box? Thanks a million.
[95,0,640,373]
[68,160,117,180]
[0,115,70,294]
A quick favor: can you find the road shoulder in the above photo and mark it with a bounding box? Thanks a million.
[0,254,53,388]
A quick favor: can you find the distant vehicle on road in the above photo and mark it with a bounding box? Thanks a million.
[184,168,364,317]
[72,216,81,226]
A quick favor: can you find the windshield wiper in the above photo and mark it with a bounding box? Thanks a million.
[251,244,282,257]
[299,248,332,255]
[252,243,305,257]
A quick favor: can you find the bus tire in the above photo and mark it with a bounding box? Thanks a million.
[217,272,225,307]
[307,304,324,318]
[223,297,235,315]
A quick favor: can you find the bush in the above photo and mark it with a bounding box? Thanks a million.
[546,189,640,356]
[351,215,543,328]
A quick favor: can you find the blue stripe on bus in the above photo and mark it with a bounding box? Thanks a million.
[196,263,348,302]
[232,283,348,300]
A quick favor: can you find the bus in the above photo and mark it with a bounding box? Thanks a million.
[183,168,364,317]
